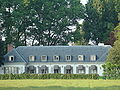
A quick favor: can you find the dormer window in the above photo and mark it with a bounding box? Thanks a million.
[78,55,84,61]
[9,56,14,61]
[29,55,35,61]
[90,55,96,61]
[53,55,59,61]
[66,55,71,61]
[41,55,47,61]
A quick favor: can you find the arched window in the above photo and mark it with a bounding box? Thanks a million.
[89,65,97,74]
[54,65,61,73]
[38,65,48,74]
[76,65,85,74]
[64,65,73,74]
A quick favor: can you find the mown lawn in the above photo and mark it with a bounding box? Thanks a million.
[0,79,120,90]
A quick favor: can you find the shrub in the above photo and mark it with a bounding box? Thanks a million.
[0,74,99,80]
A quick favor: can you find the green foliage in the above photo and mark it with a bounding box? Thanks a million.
[103,32,120,78]
[102,62,120,79]
[74,24,87,45]
[114,23,120,39]
[0,74,99,80]
[0,39,5,65]
[103,22,120,79]
[106,39,120,64]
[0,0,85,47]
[83,0,119,44]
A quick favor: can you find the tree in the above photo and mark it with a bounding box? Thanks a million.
[0,0,34,47]
[83,0,119,44]
[74,24,87,45]
[25,0,85,46]
[102,23,120,79]
[0,37,4,66]
[0,0,85,47]
[106,39,120,64]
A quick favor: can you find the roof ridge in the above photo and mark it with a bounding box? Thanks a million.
[97,49,110,61]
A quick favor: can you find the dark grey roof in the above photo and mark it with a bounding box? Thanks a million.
[4,45,111,63]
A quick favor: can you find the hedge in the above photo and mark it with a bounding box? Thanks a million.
[0,74,99,80]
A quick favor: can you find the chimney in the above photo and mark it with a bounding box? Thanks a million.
[7,44,14,52]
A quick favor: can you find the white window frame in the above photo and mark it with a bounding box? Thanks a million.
[9,56,14,61]
[66,55,71,61]
[41,55,47,61]
[29,55,35,61]
[90,55,96,61]
[78,55,84,61]
[53,55,59,61]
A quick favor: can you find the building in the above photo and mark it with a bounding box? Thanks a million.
[0,45,111,76]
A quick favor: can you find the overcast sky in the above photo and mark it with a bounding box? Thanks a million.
[81,0,88,5]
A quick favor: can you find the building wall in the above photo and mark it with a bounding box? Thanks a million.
[0,62,104,76]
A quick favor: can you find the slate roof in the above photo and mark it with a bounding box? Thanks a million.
[4,45,111,63]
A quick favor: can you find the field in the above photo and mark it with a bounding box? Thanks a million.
[0,79,120,90]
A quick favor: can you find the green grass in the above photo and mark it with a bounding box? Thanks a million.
[0,79,120,90]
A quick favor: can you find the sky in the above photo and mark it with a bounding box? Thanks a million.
[81,0,88,5]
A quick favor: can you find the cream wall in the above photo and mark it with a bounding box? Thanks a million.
[0,62,104,76]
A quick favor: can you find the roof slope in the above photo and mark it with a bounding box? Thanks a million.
[4,45,111,63]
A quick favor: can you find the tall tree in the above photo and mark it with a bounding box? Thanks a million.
[26,0,85,46]
[103,21,120,79]
[0,0,37,47]
[0,0,85,47]
[83,0,119,44]
[0,36,4,66]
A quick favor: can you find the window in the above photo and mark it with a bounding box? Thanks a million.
[54,69,59,73]
[66,69,72,74]
[4,67,19,74]
[29,55,35,61]
[53,55,59,61]
[90,55,96,61]
[78,55,84,61]
[9,56,14,61]
[66,55,71,61]
[41,69,47,74]
[41,55,47,61]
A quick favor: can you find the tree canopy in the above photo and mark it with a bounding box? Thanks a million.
[83,0,119,44]
[0,0,85,47]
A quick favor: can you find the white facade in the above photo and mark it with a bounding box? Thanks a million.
[0,62,104,76]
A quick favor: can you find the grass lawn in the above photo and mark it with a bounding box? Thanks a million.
[0,79,120,90]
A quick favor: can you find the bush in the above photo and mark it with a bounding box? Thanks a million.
[102,63,120,79]
[0,74,99,80]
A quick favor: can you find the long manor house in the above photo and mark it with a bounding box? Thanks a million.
[0,44,111,76]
